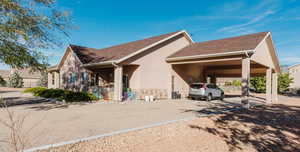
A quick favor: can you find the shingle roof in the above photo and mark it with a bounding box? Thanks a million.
[168,32,268,59]
[70,31,180,64]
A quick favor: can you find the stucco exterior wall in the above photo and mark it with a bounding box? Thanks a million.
[251,37,275,69]
[128,34,191,99]
[289,65,300,89]
[59,48,90,91]
[48,71,60,88]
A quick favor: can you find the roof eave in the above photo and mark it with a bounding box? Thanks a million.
[166,50,254,62]
[81,60,117,67]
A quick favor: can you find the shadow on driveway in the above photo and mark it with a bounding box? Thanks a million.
[188,104,300,152]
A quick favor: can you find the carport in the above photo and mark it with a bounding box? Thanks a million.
[167,32,281,107]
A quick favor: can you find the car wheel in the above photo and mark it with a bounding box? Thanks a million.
[220,93,224,101]
[206,94,212,101]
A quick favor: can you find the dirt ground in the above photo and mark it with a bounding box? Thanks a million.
[38,95,300,152]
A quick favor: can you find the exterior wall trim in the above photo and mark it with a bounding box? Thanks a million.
[169,57,243,65]
[166,50,253,62]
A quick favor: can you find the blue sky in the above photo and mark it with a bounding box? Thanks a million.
[1,0,300,69]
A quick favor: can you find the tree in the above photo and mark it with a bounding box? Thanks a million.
[0,0,72,71]
[250,77,266,93]
[37,71,48,87]
[8,71,23,88]
[278,73,293,93]
[250,73,293,94]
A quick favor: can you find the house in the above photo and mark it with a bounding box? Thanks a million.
[0,68,41,87]
[47,30,280,103]
[288,64,300,90]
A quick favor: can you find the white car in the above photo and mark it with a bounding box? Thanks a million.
[189,83,224,101]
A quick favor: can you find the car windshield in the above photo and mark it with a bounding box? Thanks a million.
[190,84,204,89]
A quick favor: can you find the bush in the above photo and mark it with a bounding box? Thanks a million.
[278,73,293,93]
[232,80,241,87]
[250,73,293,94]
[250,77,266,93]
[8,71,23,88]
[24,87,97,102]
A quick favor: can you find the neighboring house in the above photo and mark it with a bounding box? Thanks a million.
[48,30,280,102]
[0,68,41,88]
[0,70,10,82]
[288,64,300,89]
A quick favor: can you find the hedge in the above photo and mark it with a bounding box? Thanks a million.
[24,87,97,102]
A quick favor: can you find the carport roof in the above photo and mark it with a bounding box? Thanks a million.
[167,32,268,59]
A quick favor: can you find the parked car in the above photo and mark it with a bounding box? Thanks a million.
[189,83,224,101]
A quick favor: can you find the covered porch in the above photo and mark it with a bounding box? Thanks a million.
[169,56,279,106]
[83,64,138,101]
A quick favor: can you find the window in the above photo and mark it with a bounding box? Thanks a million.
[52,73,55,85]
[81,72,89,84]
[69,73,77,83]
[190,84,204,89]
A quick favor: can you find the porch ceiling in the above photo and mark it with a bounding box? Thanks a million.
[172,58,268,78]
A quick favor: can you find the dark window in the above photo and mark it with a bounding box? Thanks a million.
[206,84,213,88]
[52,73,55,85]
[190,84,204,89]
[81,72,89,84]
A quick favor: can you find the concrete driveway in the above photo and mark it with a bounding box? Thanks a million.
[0,89,265,151]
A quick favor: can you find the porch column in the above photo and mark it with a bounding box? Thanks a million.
[272,72,278,102]
[114,66,123,101]
[266,68,272,103]
[241,58,250,108]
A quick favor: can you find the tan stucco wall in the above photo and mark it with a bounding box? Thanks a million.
[289,65,300,89]
[251,36,275,69]
[48,71,60,88]
[128,34,191,99]
[57,48,90,91]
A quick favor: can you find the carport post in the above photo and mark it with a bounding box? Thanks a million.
[114,66,123,101]
[272,72,278,102]
[241,58,250,108]
[266,68,272,103]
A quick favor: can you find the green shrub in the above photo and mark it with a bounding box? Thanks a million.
[232,80,241,87]
[24,87,97,102]
[278,73,293,93]
[250,77,266,93]
[250,73,293,94]
[23,87,46,95]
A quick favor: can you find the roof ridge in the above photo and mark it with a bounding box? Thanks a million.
[70,30,182,52]
[194,31,269,44]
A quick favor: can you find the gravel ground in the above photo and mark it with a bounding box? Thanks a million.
[37,95,300,152]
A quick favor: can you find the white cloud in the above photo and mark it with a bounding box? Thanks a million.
[280,56,300,65]
[218,10,276,33]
